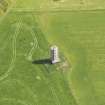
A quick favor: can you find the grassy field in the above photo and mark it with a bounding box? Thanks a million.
[0,9,76,105]
[1,0,105,105]
[37,10,105,105]
[13,0,105,10]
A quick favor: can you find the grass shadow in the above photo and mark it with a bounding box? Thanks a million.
[32,58,51,65]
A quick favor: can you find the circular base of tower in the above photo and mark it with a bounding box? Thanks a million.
[51,60,60,64]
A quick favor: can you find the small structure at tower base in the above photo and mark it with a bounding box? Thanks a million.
[50,45,60,64]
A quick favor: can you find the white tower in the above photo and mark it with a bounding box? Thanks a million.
[51,45,60,64]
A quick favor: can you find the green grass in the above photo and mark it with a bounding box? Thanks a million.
[13,0,105,11]
[36,10,105,105]
[1,0,105,105]
[0,12,76,105]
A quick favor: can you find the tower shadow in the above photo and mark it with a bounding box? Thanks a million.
[32,58,51,65]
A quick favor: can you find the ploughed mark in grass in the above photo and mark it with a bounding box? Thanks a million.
[32,58,51,65]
